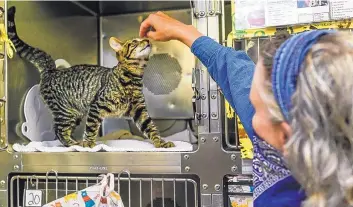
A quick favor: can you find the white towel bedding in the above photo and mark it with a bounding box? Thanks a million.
[12,140,193,152]
[12,129,194,152]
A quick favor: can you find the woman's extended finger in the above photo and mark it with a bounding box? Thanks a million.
[146,30,160,41]
[139,17,153,38]
[155,11,172,19]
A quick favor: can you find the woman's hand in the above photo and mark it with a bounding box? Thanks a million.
[139,11,203,47]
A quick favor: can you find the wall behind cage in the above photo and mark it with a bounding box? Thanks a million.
[7,1,98,144]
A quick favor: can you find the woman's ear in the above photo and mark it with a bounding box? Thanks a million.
[280,122,291,155]
[276,121,291,153]
[109,37,123,52]
[280,122,292,138]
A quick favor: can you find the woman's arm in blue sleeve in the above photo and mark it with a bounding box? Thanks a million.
[191,36,256,139]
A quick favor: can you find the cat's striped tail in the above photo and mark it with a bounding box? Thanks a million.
[7,6,56,72]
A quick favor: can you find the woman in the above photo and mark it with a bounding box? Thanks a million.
[140,12,353,206]
[139,13,303,207]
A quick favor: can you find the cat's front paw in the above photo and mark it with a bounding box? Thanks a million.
[153,139,175,148]
[161,141,175,148]
[80,140,97,148]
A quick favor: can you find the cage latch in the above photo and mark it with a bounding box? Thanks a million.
[192,68,201,124]
[190,0,221,18]
[190,0,206,18]
[0,96,6,103]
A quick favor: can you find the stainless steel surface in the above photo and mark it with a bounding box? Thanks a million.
[0,190,6,207]
[75,1,228,16]
[201,194,211,206]
[192,0,225,134]
[221,0,226,45]
[207,0,221,16]
[191,0,207,19]
[211,194,223,207]
[192,0,210,133]
[242,159,253,175]
[99,16,103,66]
[10,170,198,207]
[1,0,7,151]
[200,193,223,207]
[101,9,194,120]
[224,115,239,149]
[69,0,98,17]
[181,133,241,195]
[192,0,224,134]
[6,1,98,145]
[20,152,182,174]
[0,151,20,190]
[191,67,201,125]
[207,3,222,134]
[100,1,191,16]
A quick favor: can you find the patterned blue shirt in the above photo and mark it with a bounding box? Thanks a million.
[191,36,306,206]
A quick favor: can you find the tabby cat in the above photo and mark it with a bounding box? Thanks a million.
[7,6,174,148]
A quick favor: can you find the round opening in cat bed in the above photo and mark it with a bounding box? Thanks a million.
[143,53,182,95]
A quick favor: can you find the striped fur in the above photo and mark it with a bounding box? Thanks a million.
[7,6,174,148]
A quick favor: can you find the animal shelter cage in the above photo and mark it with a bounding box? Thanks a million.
[0,0,252,206]
[3,0,349,206]
[9,170,199,207]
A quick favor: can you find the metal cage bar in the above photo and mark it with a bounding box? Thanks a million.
[10,171,199,207]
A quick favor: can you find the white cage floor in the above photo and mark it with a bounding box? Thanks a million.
[12,139,193,152]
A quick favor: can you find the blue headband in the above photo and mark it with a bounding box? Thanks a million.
[272,30,336,121]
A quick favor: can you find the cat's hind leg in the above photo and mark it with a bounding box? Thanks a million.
[129,99,175,148]
[53,114,80,147]
[82,103,103,148]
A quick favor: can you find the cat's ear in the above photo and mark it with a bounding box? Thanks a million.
[109,37,123,52]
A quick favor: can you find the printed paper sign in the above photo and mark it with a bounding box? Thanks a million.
[331,0,353,20]
[297,0,330,23]
[234,0,266,30]
[265,0,298,27]
[234,0,351,30]
[229,195,253,207]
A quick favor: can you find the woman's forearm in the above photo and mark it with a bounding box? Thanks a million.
[175,25,203,48]
[190,36,256,140]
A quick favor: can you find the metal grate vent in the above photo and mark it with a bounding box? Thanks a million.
[143,53,182,95]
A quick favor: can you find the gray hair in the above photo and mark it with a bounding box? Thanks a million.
[261,31,353,207]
